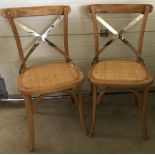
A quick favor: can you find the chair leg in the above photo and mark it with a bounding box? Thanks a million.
[32,94,46,114]
[23,95,35,152]
[89,84,97,137]
[133,91,142,110]
[141,87,149,140]
[91,83,93,95]
[65,90,78,106]
[77,84,88,135]
[134,92,139,105]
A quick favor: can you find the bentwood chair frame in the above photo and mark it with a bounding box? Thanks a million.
[1,5,87,151]
[88,4,153,138]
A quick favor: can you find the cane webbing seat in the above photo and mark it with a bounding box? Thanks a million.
[18,63,83,94]
[89,60,152,86]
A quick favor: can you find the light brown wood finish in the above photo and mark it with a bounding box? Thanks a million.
[89,84,97,136]
[1,5,87,151]
[23,95,34,151]
[2,6,71,18]
[88,4,153,138]
[87,4,153,13]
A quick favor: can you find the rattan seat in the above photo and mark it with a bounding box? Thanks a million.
[89,60,153,86]
[18,63,83,94]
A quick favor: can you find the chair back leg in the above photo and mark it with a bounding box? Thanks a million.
[141,87,149,140]
[78,84,88,135]
[89,84,97,136]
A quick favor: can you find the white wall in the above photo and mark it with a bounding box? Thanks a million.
[0,0,155,95]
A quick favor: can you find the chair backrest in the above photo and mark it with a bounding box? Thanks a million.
[87,4,153,64]
[1,5,71,73]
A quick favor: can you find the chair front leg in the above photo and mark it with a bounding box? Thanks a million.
[77,84,88,135]
[23,95,35,152]
[89,84,97,137]
[141,87,149,140]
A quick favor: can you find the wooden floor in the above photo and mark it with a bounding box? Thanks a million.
[0,93,155,153]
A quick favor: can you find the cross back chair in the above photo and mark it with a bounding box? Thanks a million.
[87,4,153,138]
[1,5,87,151]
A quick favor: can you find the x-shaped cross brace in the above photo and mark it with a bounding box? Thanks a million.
[93,14,144,63]
[14,16,71,73]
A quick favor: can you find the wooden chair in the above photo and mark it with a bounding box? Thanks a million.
[87,4,153,138]
[1,5,87,151]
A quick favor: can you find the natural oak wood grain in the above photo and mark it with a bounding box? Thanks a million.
[88,4,153,139]
[1,5,87,151]
[87,4,153,13]
[2,5,71,18]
